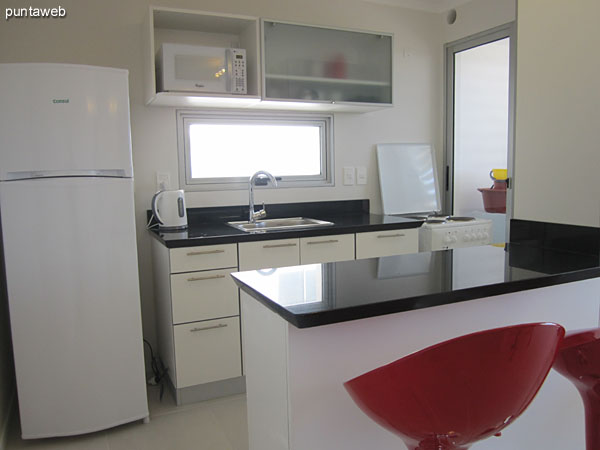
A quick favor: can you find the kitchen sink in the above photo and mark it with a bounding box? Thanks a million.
[227,217,334,233]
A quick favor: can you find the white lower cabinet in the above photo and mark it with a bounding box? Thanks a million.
[299,234,355,264]
[239,238,300,271]
[152,226,418,404]
[239,234,357,270]
[174,316,242,388]
[170,244,238,273]
[355,228,419,259]
[151,240,243,405]
[171,268,239,324]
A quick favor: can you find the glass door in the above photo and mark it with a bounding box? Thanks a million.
[262,20,392,105]
[445,24,515,244]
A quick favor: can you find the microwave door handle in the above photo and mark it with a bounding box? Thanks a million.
[225,48,233,92]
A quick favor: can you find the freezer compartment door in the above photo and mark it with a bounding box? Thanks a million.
[0,177,147,438]
[0,64,133,180]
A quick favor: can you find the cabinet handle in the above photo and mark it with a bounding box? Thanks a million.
[190,323,228,333]
[377,233,405,238]
[263,243,297,249]
[187,274,226,282]
[306,239,339,245]
[186,249,225,256]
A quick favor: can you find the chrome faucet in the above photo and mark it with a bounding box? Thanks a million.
[248,170,278,223]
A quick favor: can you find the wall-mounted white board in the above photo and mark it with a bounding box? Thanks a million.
[376,143,441,215]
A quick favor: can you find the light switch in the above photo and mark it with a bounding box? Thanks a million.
[356,166,367,185]
[343,167,355,185]
[156,172,170,191]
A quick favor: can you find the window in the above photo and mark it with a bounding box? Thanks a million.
[177,111,334,190]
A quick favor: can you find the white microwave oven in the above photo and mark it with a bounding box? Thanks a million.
[156,43,247,94]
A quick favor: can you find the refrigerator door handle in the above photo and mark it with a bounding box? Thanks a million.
[5,169,129,180]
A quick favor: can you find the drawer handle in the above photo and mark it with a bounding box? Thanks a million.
[377,233,405,238]
[306,239,339,245]
[187,274,226,282]
[186,249,225,256]
[263,243,297,249]
[190,323,228,333]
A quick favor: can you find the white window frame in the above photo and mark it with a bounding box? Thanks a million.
[177,110,334,191]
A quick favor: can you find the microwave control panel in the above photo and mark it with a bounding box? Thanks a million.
[227,48,247,94]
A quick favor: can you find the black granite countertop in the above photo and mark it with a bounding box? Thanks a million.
[148,200,422,248]
[231,243,600,328]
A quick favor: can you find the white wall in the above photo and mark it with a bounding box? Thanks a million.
[0,0,443,374]
[514,0,600,227]
[442,0,516,43]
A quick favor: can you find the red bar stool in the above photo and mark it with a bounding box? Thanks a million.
[552,328,600,450]
[344,322,564,450]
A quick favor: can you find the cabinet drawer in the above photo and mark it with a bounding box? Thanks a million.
[170,244,237,273]
[239,238,300,271]
[355,228,419,259]
[171,268,239,324]
[174,317,242,388]
[300,234,355,264]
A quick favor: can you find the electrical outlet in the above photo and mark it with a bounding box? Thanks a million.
[156,172,170,191]
[343,167,355,185]
[356,166,367,185]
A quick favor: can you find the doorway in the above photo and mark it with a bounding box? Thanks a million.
[444,23,516,244]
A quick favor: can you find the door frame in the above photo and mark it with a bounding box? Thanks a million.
[443,22,517,242]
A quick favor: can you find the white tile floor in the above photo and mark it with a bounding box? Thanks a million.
[6,386,249,450]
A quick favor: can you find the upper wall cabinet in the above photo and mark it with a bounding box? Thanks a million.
[142,7,393,112]
[143,6,261,107]
[260,20,393,112]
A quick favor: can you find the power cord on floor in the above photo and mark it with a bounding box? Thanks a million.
[143,339,169,401]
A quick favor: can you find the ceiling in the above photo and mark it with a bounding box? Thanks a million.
[362,0,473,13]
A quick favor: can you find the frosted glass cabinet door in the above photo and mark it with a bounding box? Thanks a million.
[262,21,392,105]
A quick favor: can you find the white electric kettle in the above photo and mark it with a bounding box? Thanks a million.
[151,189,188,230]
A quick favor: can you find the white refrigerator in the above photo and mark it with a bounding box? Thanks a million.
[0,63,149,438]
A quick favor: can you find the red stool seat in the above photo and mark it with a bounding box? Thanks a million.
[553,328,600,450]
[344,323,565,450]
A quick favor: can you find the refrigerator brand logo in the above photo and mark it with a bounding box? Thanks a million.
[52,99,69,104]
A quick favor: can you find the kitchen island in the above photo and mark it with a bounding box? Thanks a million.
[232,244,600,450]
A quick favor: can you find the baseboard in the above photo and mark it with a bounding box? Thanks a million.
[0,392,16,450]
[167,375,246,406]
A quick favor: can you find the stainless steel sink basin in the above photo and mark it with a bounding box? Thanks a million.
[227,217,334,233]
